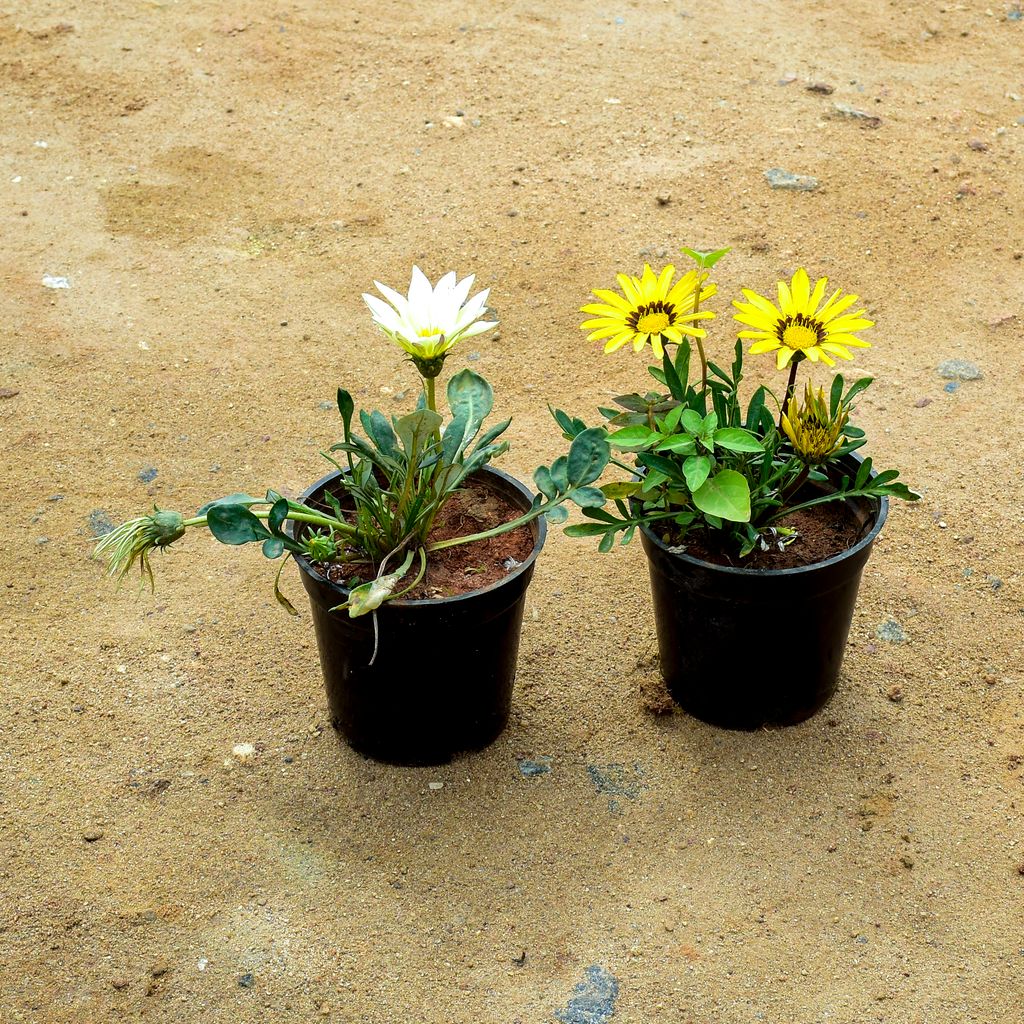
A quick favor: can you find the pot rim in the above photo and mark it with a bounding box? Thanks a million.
[638,451,890,578]
[289,464,547,607]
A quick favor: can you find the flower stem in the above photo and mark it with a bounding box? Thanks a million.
[778,359,800,430]
[692,271,708,392]
[425,376,436,413]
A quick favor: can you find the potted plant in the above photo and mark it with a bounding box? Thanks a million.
[96,267,610,764]
[550,249,918,728]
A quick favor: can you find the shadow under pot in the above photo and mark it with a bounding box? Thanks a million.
[639,454,889,729]
[289,466,546,766]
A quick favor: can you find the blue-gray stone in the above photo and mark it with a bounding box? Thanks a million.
[876,618,907,644]
[989,576,1003,591]
[318,400,335,411]
[137,466,158,483]
[238,973,254,988]
[518,758,551,778]
[944,381,960,393]
[937,359,982,381]
[1008,6,1022,20]
[586,763,645,800]
[764,168,819,191]
[555,965,619,1024]
[88,510,116,537]
[467,351,481,361]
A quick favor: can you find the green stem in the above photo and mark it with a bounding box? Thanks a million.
[778,358,800,430]
[425,376,436,413]
[764,488,863,525]
[692,268,708,392]
[183,509,356,536]
[428,499,557,552]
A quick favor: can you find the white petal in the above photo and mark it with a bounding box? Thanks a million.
[373,280,409,315]
[457,319,497,339]
[363,293,403,331]
[408,266,433,315]
[451,273,474,310]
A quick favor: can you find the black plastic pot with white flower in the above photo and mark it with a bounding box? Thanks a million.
[96,267,610,765]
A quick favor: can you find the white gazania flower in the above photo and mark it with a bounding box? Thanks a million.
[362,266,496,360]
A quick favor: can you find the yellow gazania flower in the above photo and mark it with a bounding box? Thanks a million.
[580,264,717,359]
[781,381,850,464]
[732,268,873,370]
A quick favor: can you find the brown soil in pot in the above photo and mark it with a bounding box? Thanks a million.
[677,499,870,570]
[312,476,535,599]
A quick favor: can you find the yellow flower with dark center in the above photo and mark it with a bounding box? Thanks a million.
[580,264,717,358]
[781,381,850,464]
[732,268,873,370]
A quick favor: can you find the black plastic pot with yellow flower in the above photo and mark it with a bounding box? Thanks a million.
[558,251,918,729]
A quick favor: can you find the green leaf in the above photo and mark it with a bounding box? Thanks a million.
[636,452,687,484]
[601,481,640,499]
[829,374,844,418]
[674,339,691,386]
[337,388,355,438]
[655,435,697,456]
[471,416,512,454]
[746,386,766,430]
[550,456,569,492]
[700,411,718,435]
[262,537,285,559]
[662,351,684,400]
[714,427,764,453]
[534,465,557,499]
[268,497,289,535]
[691,469,751,522]
[446,368,494,449]
[843,376,874,407]
[608,425,660,449]
[396,409,443,459]
[568,486,606,508]
[680,246,730,269]
[564,522,615,538]
[659,404,685,433]
[680,409,704,435]
[598,532,615,553]
[544,505,569,524]
[855,456,873,489]
[196,493,265,516]
[612,393,655,413]
[206,504,273,545]
[360,410,397,456]
[682,455,711,492]
[566,427,611,487]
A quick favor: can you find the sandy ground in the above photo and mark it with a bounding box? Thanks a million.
[2,1,1024,1021]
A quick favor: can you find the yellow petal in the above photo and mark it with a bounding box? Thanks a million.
[581,303,628,318]
[778,279,795,317]
[586,325,628,341]
[738,330,774,340]
[777,346,798,369]
[817,292,859,323]
[632,333,649,352]
[593,289,632,310]
[808,276,828,316]
[617,274,643,306]
[825,315,873,333]
[748,339,780,353]
[656,264,676,297]
[604,332,633,353]
[650,335,665,358]
[824,334,871,349]
[791,268,811,311]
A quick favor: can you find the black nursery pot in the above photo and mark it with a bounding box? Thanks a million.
[639,456,888,730]
[290,466,545,766]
